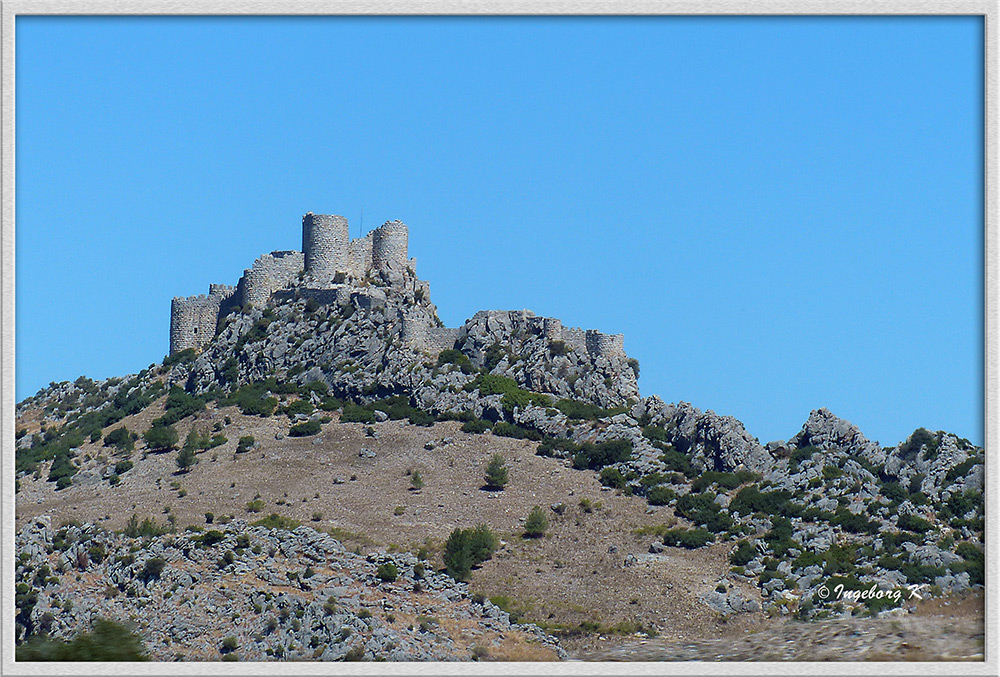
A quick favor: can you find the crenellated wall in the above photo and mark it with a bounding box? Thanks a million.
[239,250,304,309]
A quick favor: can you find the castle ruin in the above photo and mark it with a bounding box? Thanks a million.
[170,213,625,362]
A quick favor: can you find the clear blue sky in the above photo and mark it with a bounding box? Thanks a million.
[15,16,983,447]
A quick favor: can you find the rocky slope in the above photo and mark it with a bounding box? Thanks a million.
[14,267,984,660]
[15,515,562,661]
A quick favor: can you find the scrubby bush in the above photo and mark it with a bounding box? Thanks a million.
[491,421,542,441]
[251,514,301,530]
[461,419,491,434]
[524,506,548,538]
[599,467,627,490]
[658,449,696,478]
[661,528,713,549]
[143,424,178,452]
[444,525,497,581]
[833,510,879,534]
[729,540,756,566]
[437,349,475,374]
[15,619,147,661]
[554,399,624,421]
[236,436,255,453]
[376,563,399,582]
[341,403,376,424]
[691,470,760,493]
[483,454,509,490]
[289,420,321,437]
[103,426,134,452]
[646,486,676,506]
[464,374,551,412]
[897,514,933,534]
[286,399,315,417]
[572,439,633,470]
[675,492,732,533]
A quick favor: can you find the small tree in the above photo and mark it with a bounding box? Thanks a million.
[144,424,178,452]
[410,471,425,491]
[524,506,548,538]
[176,445,197,473]
[483,454,509,490]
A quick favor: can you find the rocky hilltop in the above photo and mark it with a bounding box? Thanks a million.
[14,212,984,661]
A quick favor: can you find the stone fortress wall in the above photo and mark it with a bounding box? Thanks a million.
[169,211,625,361]
[170,213,414,355]
[303,213,349,283]
[239,251,305,309]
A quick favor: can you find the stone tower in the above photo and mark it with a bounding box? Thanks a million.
[372,220,409,272]
[302,212,349,282]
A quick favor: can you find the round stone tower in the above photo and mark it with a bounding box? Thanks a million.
[302,212,349,282]
[373,220,409,272]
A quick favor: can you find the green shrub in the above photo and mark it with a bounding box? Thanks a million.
[661,528,713,549]
[484,454,509,490]
[140,557,166,581]
[599,467,627,490]
[646,486,676,506]
[175,445,197,473]
[251,514,301,530]
[113,460,134,475]
[15,619,147,661]
[341,402,376,424]
[236,436,255,453]
[899,428,935,461]
[901,563,945,584]
[437,349,475,374]
[554,399,624,421]
[143,424,178,452]
[572,439,633,470]
[461,419,491,434]
[465,374,551,412]
[163,348,197,368]
[691,470,760,493]
[659,449,696,478]
[286,400,315,417]
[536,436,580,457]
[548,340,570,356]
[524,506,548,538]
[881,481,907,503]
[729,485,801,518]
[376,563,399,582]
[729,540,756,566]
[103,427,134,452]
[945,457,981,484]
[444,525,497,581]
[788,445,820,471]
[641,426,670,443]
[675,492,731,532]
[289,420,321,437]
[491,421,542,441]
[897,514,933,533]
[833,510,879,534]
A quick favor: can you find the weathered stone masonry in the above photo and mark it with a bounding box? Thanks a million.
[169,211,627,362]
